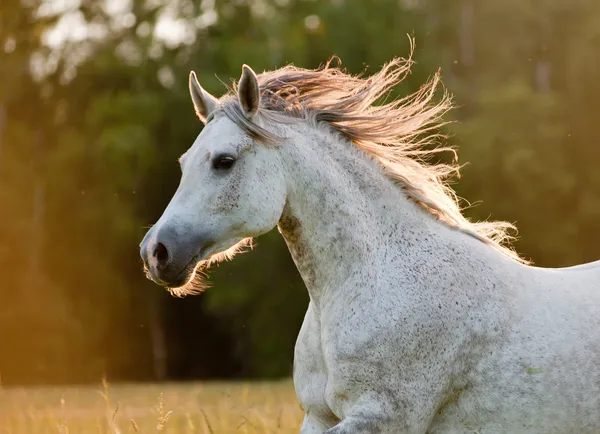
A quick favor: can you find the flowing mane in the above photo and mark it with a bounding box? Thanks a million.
[218,52,526,264]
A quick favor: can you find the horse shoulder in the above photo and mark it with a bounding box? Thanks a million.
[318,271,471,428]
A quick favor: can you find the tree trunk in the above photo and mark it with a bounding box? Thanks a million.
[458,0,476,115]
[0,105,5,163]
[148,292,168,381]
[535,14,552,92]
[459,0,474,69]
[29,129,45,280]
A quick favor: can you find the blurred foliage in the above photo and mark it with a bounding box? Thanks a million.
[0,0,599,384]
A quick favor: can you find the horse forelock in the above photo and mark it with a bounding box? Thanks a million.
[216,46,527,264]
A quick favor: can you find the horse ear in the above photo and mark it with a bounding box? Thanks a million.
[189,71,218,124]
[238,65,260,118]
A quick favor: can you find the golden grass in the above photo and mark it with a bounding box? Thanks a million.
[0,378,304,433]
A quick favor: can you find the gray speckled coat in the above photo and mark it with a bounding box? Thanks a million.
[283,130,600,433]
[140,63,600,433]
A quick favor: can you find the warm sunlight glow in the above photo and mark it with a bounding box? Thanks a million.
[2,0,599,431]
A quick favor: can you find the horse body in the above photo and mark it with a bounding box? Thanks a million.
[140,57,600,432]
[277,121,600,433]
[433,265,600,433]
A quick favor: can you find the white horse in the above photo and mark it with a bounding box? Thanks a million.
[140,56,600,433]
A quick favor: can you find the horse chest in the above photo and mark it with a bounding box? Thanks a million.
[293,302,339,426]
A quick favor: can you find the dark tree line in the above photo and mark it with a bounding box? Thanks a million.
[0,0,598,384]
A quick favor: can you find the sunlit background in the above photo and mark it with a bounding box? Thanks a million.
[1,0,599,429]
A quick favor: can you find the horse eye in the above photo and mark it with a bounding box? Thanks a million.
[212,154,236,171]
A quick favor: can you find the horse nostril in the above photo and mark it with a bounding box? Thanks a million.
[153,242,169,269]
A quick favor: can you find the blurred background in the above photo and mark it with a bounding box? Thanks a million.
[1,0,599,386]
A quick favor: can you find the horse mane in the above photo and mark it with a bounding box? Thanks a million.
[218,47,526,264]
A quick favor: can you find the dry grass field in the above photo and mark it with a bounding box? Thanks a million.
[0,379,304,433]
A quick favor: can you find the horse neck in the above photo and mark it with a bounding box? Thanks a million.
[277,123,437,305]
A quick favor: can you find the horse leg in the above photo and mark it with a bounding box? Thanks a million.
[296,303,340,433]
[300,412,335,434]
[323,414,405,434]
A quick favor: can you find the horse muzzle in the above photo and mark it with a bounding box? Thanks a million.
[140,224,210,288]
